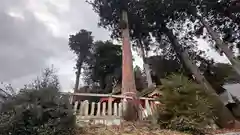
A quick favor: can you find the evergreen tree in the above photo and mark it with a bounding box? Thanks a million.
[68,29,94,92]
[157,74,214,134]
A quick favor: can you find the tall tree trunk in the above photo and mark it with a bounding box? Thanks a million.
[121,10,137,96]
[121,10,139,121]
[196,15,240,77]
[138,40,154,88]
[163,26,236,128]
[74,60,83,93]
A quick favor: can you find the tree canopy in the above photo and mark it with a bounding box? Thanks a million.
[68,29,94,91]
[84,40,122,93]
[0,68,77,135]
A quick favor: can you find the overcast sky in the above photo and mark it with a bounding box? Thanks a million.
[0,0,229,92]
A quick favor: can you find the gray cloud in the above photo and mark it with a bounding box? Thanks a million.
[46,0,110,40]
[0,12,45,80]
[0,0,110,90]
[0,1,67,84]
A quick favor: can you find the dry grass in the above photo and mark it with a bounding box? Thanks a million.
[80,122,190,135]
[77,121,240,135]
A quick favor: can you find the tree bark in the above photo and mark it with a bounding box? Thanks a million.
[197,15,240,77]
[121,10,137,96]
[121,10,139,121]
[138,40,154,88]
[163,26,236,128]
[74,59,83,93]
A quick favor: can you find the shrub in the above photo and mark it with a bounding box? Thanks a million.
[156,74,215,134]
[0,87,77,135]
[0,83,16,104]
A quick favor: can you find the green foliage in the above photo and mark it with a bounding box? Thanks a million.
[147,56,183,79]
[0,87,76,135]
[0,67,77,135]
[87,0,238,127]
[68,29,93,59]
[213,63,240,84]
[88,0,226,83]
[26,66,60,90]
[68,29,94,91]
[84,40,122,93]
[68,29,93,70]
[203,62,240,94]
[156,74,214,134]
[199,0,240,52]
[0,83,16,103]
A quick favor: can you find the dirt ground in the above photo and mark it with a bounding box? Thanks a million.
[80,122,190,135]
[78,121,240,135]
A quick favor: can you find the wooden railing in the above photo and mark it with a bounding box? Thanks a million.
[61,92,160,125]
